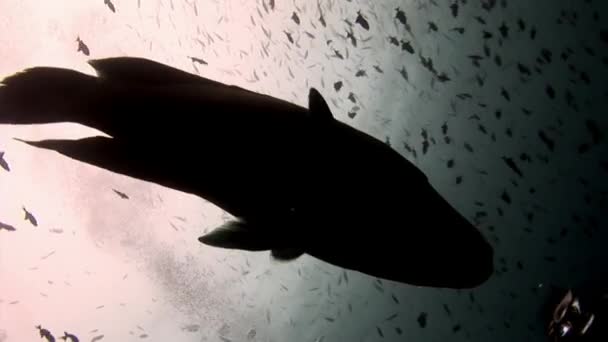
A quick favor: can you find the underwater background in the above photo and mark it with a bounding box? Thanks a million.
[0,0,607,341]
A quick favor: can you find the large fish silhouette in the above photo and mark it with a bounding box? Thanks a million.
[0,57,493,288]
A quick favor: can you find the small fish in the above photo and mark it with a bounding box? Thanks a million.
[347,92,356,103]
[344,28,357,47]
[395,8,411,33]
[501,191,511,204]
[538,130,555,151]
[398,66,409,81]
[436,72,450,82]
[385,313,399,321]
[112,189,129,199]
[36,325,56,342]
[0,151,10,171]
[291,12,300,25]
[391,293,399,304]
[0,221,16,232]
[189,56,208,65]
[284,31,294,44]
[449,2,459,17]
[59,331,79,342]
[23,206,38,227]
[76,37,90,56]
[355,11,369,30]
[443,304,452,316]
[91,335,104,342]
[586,119,603,144]
[104,0,116,13]
[498,22,509,38]
[417,312,427,328]
[502,157,523,178]
[400,40,414,54]
[500,87,510,101]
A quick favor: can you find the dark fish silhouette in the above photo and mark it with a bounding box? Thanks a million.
[76,37,90,56]
[112,189,129,199]
[0,151,10,171]
[449,2,459,17]
[188,56,207,65]
[90,335,104,342]
[0,57,493,288]
[36,325,55,342]
[517,63,531,76]
[502,157,524,178]
[498,22,509,38]
[59,331,79,342]
[538,130,555,151]
[0,221,16,232]
[417,312,428,328]
[355,11,369,30]
[23,206,38,227]
[291,12,300,25]
[104,0,115,13]
[400,40,414,54]
[345,28,357,47]
[283,31,294,44]
[586,119,603,144]
[436,72,450,82]
[333,81,343,92]
[419,54,436,74]
[395,8,411,33]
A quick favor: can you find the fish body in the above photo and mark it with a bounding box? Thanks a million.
[0,57,493,288]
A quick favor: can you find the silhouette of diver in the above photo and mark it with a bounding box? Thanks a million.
[0,57,493,288]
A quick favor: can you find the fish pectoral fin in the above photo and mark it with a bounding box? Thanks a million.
[198,220,273,251]
[271,248,305,261]
[15,136,125,169]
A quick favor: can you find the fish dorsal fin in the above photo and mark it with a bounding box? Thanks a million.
[308,88,334,121]
[87,57,222,86]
